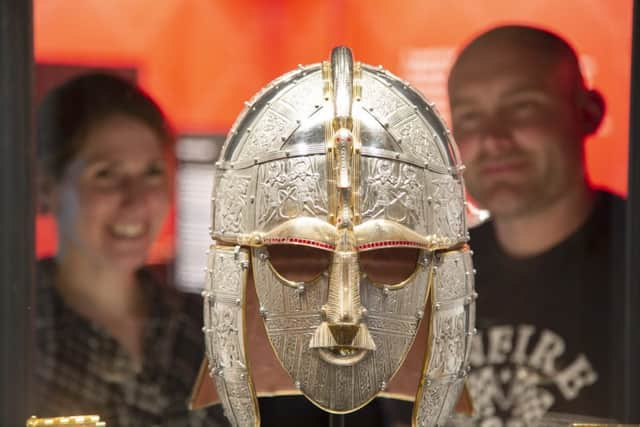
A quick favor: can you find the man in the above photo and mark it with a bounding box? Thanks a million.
[448,25,625,424]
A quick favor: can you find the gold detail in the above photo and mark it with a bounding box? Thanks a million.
[218,218,339,250]
[263,217,337,248]
[352,118,362,224]
[236,232,264,247]
[325,116,337,225]
[353,62,363,100]
[322,61,332,101]
[27,416,105,427]
[354,219,457,251]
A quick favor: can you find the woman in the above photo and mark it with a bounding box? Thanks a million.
[35,73,225,426]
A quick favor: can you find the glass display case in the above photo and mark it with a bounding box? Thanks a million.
[0,1,638,425]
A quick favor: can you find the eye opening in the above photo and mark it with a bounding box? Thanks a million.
[359,247,422,287]
[266,244,331,284]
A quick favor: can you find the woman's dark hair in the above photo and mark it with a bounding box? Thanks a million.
[37,72,173,179]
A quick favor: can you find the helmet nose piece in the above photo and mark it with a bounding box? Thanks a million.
[309,321,376,351]
[330,323,359,346]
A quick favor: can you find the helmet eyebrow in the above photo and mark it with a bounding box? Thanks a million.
[355,219,458,252]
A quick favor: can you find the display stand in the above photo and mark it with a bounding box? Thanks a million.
[329,413,345,427]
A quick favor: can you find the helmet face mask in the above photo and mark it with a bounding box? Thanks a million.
[204,47,476,426]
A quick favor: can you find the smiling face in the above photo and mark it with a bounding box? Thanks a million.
[448,42,592,219]
[52,114,170,273]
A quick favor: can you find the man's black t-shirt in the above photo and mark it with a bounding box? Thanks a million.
[467,191,625,424]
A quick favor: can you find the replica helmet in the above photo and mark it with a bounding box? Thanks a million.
[202,47,476,426]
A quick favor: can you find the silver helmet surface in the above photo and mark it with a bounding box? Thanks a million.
[203,47,476,426]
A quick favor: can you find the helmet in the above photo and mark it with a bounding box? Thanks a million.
[203,47,476,426]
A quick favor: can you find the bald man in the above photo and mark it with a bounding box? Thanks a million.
[448,25,626,424]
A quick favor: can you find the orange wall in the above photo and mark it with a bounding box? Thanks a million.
[34,0,633,260]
